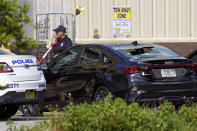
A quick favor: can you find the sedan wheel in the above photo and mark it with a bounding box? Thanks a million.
[94,86,109,102]
[19,104,43,117]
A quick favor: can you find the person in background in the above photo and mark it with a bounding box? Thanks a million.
[52,25,73,58]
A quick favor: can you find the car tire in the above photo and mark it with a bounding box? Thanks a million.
[93,86,109,102]
[19,104,43,117]
[0,104,19,120]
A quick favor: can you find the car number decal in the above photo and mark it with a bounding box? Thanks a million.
[8,83,19,88]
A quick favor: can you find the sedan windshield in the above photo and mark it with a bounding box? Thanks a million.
[114,45,180,59]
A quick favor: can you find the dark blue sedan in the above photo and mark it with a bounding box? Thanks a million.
[43,41,197,105]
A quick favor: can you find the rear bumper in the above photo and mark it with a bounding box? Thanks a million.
[128,88,197,104]
[0,90,46,104]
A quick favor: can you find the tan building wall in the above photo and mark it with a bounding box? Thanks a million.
[75,0,197,44]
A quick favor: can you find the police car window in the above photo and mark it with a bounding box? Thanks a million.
[52,48,79,68]
[0,48,13,55]
[81,49,99,65]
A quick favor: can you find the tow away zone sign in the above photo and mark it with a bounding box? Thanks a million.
[112,7,131,37]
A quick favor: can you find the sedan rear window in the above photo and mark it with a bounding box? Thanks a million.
[114,45,180,59]
[0,48,13,55]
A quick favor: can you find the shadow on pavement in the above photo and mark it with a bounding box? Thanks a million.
[10,116,48,121]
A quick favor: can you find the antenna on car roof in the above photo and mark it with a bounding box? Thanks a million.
[131,41,138,46]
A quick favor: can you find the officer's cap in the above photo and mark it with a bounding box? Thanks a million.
[53,25,66,33]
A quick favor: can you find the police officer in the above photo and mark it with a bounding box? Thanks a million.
[53,25,73,58]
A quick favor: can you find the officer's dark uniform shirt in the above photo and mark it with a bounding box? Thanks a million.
[53,36,73,55]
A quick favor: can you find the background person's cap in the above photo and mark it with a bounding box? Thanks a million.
[53,25,66,33]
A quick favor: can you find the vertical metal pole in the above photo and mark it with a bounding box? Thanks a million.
[36,14,38,42]
[73,0,77,45]
[46,14,49,39]
[62,0,64,13]
[72,14,76,45]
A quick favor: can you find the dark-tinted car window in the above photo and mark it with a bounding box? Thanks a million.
[103,54,112,64]
[52,47,79,68]
[81,48,99,65]
[114,45,180,59]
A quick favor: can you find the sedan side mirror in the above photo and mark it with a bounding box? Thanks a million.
[40,62,48,70]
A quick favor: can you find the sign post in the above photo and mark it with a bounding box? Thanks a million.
[112,7,131,37]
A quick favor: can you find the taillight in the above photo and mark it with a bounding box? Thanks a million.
[123,64,197,74]
[123,66,146,74]
[0,62,13,73]
[8,91,16,93]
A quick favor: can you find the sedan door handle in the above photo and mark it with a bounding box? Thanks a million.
[9,74,16,76]
[64,73,69,75]
[141,72,151,76]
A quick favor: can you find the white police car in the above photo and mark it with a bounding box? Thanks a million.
[0,48,46,119]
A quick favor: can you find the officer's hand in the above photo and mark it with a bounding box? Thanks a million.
[52,40,57,45]
[53,54,59,58]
